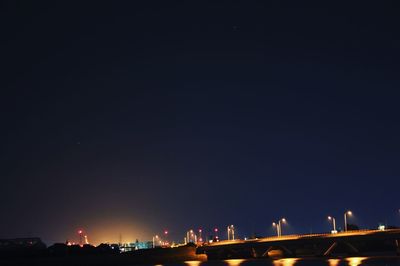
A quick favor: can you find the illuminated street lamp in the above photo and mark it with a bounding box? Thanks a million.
[186,229,197,243]
[164,230,168,246]
[77,230,83,246]
[227,225,235,240]
[272,218,286,237]
[272,222,280,236]
[214,228,219,241]
[328,216,337,234]
[344,210,352,232]
[279,218,286,236]
[152,235,159,248]
[198,229,203,242]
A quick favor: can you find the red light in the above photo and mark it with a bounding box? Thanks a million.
[214,228,218,232]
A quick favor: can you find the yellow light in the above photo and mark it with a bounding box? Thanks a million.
[184,261,202,266]
[346,257,366,266]
[328,259,340,266]
[281,218,286,223]
[273,258,298,266]
[347,211,352,215]
[224,259,245,266]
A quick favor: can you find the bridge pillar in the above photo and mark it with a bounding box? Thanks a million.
[262,245,293,258]
[323,241,359,256]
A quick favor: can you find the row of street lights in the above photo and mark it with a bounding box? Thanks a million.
[153,209,400,245]
[327,210,353,234]
[272,211,353,237]
[155,210,354,246]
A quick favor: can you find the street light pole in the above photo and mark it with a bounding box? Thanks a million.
[278,220,282,236]
[273,218,286,237]
[227,225,235,240]
[78,230,83,246]
[279,218,286,236]
[152,235,158,248]
[198,229,202,242]
[344,210,352,232]
[164,230,168,246]
[272,222,279,236]
[328,216,337,233]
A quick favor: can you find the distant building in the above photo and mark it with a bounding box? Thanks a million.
[118,241,153,252]
[133,240,153,250]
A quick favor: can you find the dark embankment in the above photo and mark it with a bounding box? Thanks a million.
[0,244,206,266]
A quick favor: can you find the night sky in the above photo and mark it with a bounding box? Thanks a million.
[1,1,400,245]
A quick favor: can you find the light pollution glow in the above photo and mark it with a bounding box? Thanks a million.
[66,220,152,245]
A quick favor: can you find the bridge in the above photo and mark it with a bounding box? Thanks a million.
[196,229,400,260]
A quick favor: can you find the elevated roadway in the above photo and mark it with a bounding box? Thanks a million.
[197,229,400,259]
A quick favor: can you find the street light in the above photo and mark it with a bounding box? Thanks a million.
[227,225,235,240]
[152,235,159,248]
[344,210,352,232]
[272,218,286,236]
[198,229,203,242]
[77,230,83,246]
[328,216,337,234]
[163,230,168,246]
[279,218,286,236]
[272,222,279,236]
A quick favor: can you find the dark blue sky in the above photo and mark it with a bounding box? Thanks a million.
[1,1,400,245]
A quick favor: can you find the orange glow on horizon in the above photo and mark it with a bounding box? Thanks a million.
[66,220,151,246]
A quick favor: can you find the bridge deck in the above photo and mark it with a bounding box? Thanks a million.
[206,229,400,246]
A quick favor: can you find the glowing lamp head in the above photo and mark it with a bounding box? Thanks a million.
[198,229,202,232]
[346,211,352,215]
[328,216,332,220]
[214,228,218,232]
[78,230,83,234]
[164,230,168,235]
[281,218,286,223]
[272,222,277,226]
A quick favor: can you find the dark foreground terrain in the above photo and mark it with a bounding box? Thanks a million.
[0,244,206,266]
